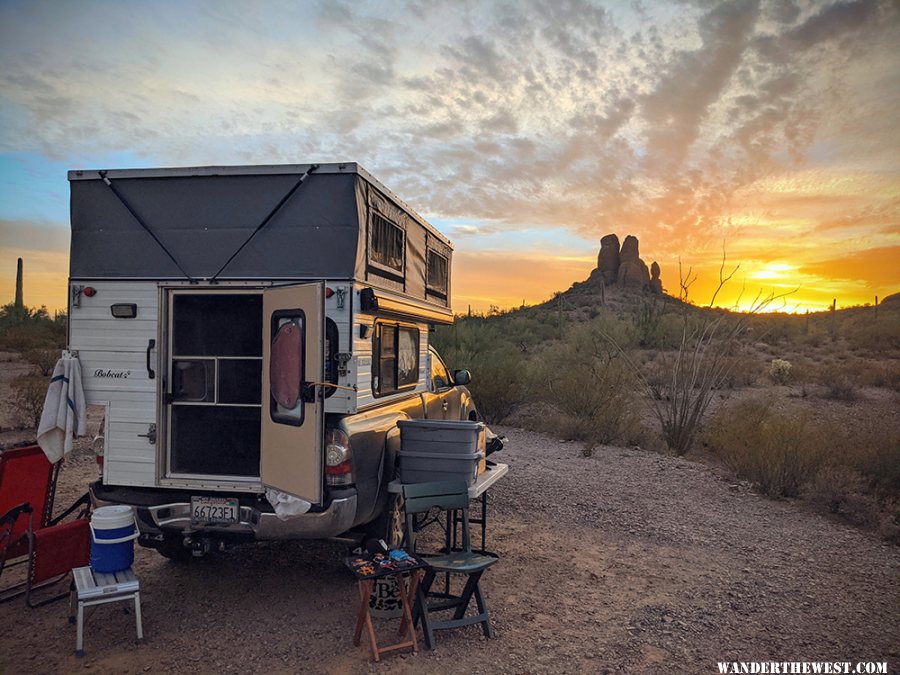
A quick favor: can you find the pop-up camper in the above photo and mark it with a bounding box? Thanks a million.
[68,163,477,558]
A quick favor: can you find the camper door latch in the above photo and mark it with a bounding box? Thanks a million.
[138,424,157,445]
[335,286,347,310]
[336,353,351,377]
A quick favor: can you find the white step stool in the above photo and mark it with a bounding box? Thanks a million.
[69,566,143,657]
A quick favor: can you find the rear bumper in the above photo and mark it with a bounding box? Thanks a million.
[89,481,358,541]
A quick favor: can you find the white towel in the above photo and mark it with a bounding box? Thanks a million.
[37,355,87,463]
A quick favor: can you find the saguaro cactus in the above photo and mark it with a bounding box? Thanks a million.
[14,257,23,310]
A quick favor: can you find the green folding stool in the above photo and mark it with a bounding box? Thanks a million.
[402,480,497,649]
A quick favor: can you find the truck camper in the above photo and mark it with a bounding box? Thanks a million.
[67,163,478,559]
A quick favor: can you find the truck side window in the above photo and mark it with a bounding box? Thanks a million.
[373,322,419,396]
[430,350,451,391]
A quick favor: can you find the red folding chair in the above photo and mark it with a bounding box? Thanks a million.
[0,445,91,605]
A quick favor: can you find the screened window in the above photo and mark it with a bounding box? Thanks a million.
[426,249,449,295]
[373,322,419,396]
[371,213,405,273]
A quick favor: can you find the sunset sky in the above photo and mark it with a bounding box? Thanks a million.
[1,0,897,314]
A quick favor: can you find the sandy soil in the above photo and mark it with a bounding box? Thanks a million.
[1,418,898,674]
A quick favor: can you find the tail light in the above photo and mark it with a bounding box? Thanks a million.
[324,428,354,486]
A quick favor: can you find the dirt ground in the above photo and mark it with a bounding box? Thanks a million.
[1,415,898,674]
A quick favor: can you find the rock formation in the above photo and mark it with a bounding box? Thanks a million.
[649,261,662,294]
[594,234,662,294]
[617,235,649,288]
[596,234,621,285]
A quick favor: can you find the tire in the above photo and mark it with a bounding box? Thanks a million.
[156,535,192,562]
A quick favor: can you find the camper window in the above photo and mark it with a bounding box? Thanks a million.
[370,212,405,274]
[426,249,449,296]
[373,322,419,396]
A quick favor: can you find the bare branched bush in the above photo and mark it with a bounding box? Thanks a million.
[13,374,49,430]
[24,347,60,376]
[600,254,792,455]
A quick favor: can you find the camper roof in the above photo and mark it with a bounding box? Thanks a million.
[68,162,449,247]
[68,163,453,313]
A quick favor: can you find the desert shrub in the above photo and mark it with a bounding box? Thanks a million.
[799,331,825,349]
[751,314,802,345]
[534,322,639,448]
[817,362,860,401]
[808,466,865,514]
[24,347,60,376]
[433,319,526,423]
[844,429,900,500]
[12,374,49,430]
[704,398,825,498]
[768,358,792,385]
[855,361,900,391]
[720,355,761,389]
[0,304,66,350]
[541,363,638,448]
[844,318,900,353]
[631,297,682,350]
[449,347,525,424]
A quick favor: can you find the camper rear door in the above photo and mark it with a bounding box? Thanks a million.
[261,283,325,505]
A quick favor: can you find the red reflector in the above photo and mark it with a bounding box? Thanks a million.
[96,455,104,467]
[83,287,96,297]
[325,463,352,475]
[324,287,334,298]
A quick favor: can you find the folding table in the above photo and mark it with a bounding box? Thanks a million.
[344,553,428,662]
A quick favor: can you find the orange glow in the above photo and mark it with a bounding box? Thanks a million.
[2,243,895,317]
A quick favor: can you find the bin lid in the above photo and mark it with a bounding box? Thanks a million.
[397,419,485,431]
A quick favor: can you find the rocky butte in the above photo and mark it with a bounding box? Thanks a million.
[593,234,663,294]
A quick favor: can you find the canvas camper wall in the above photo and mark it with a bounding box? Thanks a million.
[67,163,453,489]
[68,163,452,309]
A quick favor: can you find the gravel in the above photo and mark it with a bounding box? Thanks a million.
[1,425,897,674]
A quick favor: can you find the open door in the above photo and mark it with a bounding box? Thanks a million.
[260,282,324,504]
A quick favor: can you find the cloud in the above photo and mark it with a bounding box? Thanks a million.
[800,246,900,289]
[785,0,878,49]
[0,0,897,310]
[0,219,69,253]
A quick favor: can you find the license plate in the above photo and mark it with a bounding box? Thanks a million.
[190,496,239,525]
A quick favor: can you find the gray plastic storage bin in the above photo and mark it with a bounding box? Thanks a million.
[399,450,484,485]
[397,419,485,455]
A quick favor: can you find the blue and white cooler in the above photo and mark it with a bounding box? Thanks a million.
[89,505,139,573]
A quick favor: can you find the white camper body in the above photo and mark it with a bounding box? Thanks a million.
[70,280,435,493]
[68,164,454,518]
